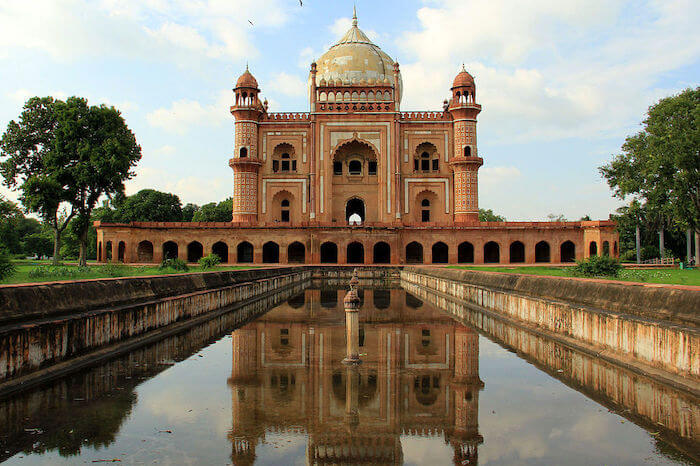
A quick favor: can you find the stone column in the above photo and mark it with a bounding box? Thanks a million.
[450,157,483,223]
[343,269,362,365]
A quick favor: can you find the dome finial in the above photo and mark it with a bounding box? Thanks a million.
[352,4,358,26]
[246,61,249,71]
[461,63,466,72]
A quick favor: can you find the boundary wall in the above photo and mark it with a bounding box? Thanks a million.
[0,268,311,389]
[401,267,699,383]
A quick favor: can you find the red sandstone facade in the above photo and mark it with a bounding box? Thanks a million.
[95,12,618,265]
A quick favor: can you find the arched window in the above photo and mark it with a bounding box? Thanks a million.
[589,241,598,256]
[421,152,430,171]
[272,143,296,173]
[347,242,364,264]
[281,199,290,222]
[458,242,474,263]
[287,241,305,263]
[432,242,448,263]
[240,147,248,158]
[406,242,424,264]
[237,241,254,263]
[137,241,154,263]
[263,242,280,263]
[187,241,203,263]
[561,241,576,263]
[320,242,338,263]
[509,241,525,263]
[348,160,362,175]
[415,142,439,172]
[212,241,229,263]
[421,199,431,222]
[162,241,178,260]
[484,241,500,263]
[535,241,550,263]
[117,241,126,262]
[464,146,471,157]
[373,242,391,264]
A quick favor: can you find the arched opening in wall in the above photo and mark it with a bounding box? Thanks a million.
[464,146,471,157]
[117,241,125,262]
[373,242,391,264]
[405,293,423,309]
[509,241,525,263]
[105,241,113,261]
[320,289,337,309]
[320,242,338,263]
[348,160,362,175]
[163,241,178,260]
[414,142,439,172]
[535,241,550,263]
[406,242,424,264]
[212,241,229,263]
[589,241,598,256]
[484,241,500,263]
[98,242,102,261]
[287,292,305,309]
[603,241,610,256]
[414,375,440,407]
[561,241,576,263]
[137,241,154,263]
[373,289,391,309]
[237,241,254,263]
[187,241,203,263]
[287,241,305,263]
[347,241,364,264]
[432,242,449,263]
[613,241,618,257]
[263,242,280,263]
[346,198,365,225]
[458,242,474,263]
[239,147,247,158]
[272,143,296,173]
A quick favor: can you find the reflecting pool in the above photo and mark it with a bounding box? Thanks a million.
[0,287,697,465]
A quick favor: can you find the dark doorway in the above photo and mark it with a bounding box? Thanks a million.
[287,241,305,263]
[535,241,550,263]
[509,241,525,263]
[237,241,254,263]
[458,242,474,263]
[187,241,203,263]
[346,198,365,224]
[484,241,500,263]
[561,241,576,262]
[431,242,448,263]
[373,242,391,264]
[105,241,113,261]
[212,241,228,263]
[137,241,154,263]
[406,242,424,264]
[163,241,178,260]
[589,241,598,256]
[320,242,338,263]
[263,242,280,263]
[347,241,364,264]
[117,241,126,262]
[603,241,610,256]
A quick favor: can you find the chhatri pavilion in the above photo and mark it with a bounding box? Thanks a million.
[95,11,618,265]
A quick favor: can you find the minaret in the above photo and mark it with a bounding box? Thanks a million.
[448,66,483,223]
[230,65,264,223]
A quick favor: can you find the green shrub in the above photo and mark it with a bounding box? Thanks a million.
[100,263,128,277]
[199,253,221,270]
[0,249,16,281]
[572,255,623,277]
[159,257,189,272]
[27,265,91,279]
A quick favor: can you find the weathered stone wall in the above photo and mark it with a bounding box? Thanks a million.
[404,282,698,458]
[0,268,311,384]
[401,267,699,380]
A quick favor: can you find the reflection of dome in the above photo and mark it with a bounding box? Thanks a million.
[452,65,474,88]
[314,9,402,102]
[236,66,258,89]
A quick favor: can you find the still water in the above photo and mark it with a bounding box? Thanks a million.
[0,286,697,465]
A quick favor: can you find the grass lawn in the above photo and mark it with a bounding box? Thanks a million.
[447,265,700,287]
[1,260,257,285]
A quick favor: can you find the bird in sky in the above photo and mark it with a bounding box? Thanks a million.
[248,19,254,26]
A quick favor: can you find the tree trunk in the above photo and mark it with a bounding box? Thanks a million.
[52,228,62,265]
[687,229,692,263]
[635,225,641,264]
[659,229,665,259]
[695,229,699,265]
[78,231,87,267]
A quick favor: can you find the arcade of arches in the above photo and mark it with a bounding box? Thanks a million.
[94,226,618,265]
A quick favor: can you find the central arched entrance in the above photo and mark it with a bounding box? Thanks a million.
[347,241,364,264]
[346,198,365,225]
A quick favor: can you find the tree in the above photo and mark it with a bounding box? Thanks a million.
[191,198,233,222]
[547,214,567,222]
[0,97,74,264]
[0,96,142,265]
[53,98,141,265]
[0,195,23,253]
[113,189,183,222]
[600,87,699,252]
[181,203,199,222]
[478,208,506,222]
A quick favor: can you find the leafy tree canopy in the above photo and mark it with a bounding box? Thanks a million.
[478,208,506,222]
[600,87,699,235]
[110,189,183,223]
[191,198,233,222]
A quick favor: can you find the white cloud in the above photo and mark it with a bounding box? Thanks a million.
[398,0,700,142]
[480,166,522,187]
[126,166,230,205]
[267,72,307,97]
[146,91,231,134]
[329,16,379,42]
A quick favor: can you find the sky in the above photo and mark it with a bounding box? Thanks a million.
[0,0,698,221]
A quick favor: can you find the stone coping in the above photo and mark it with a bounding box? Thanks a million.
[404,266,700,328]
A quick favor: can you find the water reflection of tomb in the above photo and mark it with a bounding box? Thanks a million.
[228,288,483,465]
